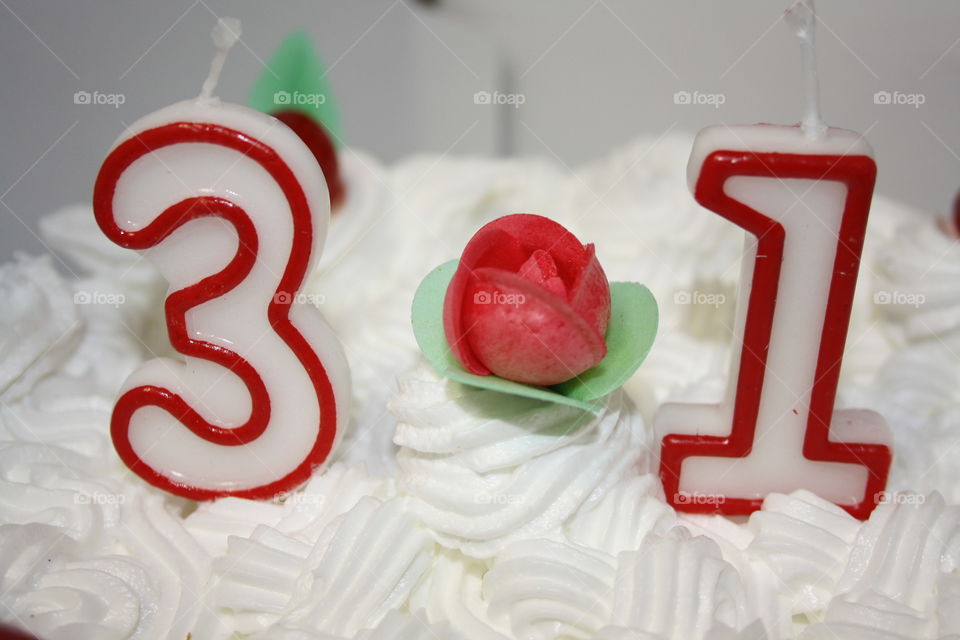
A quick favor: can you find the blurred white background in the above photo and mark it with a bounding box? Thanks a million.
[1,0,958,260]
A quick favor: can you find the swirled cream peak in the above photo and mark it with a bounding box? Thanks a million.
[610,528,758,639]
[840,343,960,499]
[566,473,676,555]
[212,496,434,638]
[0,441,125,548]
[391,362,647,558]
[277,496,435,636]
[484,538,616,639]
[40,205,169,354]
[748,489,960,638]
[0,521,194,640]
[0,255,80,402]
[875,218,960,350]
[408,549,509,639]
[836,492,960,612]
[186,462,394,557]
[115,490,211,639]
[748,490,861,615]
[0,219,153,407]
[798,591,935,639]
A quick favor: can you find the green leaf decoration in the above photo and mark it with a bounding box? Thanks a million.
[411,260,659,413]
[249,29,342,145]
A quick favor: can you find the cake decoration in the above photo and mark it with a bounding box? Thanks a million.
[412,214,657,412]
[272,109,346,211]
[3,129,959,639]
[91,19,350,500]
[444,213,612,385]
[5,4,960,639]
[250,30,346,210]
[655,0,891,520]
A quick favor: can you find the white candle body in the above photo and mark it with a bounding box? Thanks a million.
[656,124,891,510]
[104,99,350,494]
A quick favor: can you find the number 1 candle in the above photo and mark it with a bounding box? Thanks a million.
[655,0,891,520]
[92,19,350,500]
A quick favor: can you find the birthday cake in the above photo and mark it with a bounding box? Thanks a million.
[2,127,958,640]
[3,19,960,640]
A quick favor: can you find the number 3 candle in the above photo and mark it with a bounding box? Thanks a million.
[92,19,350,500]
[655,0,891,520]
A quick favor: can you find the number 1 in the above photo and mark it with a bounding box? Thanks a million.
[656,126,892,520]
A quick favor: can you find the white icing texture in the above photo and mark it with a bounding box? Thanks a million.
[607,528,757,639]
[875,219,960,350]
[0,133,958,640]
[391,362,647,558]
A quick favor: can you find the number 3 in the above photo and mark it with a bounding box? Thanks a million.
[93,101,350,500]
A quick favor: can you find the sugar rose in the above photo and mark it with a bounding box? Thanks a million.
[443,214,611,386]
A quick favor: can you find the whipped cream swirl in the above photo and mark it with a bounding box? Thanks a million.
[391,362,647,558]
[0,255,81,402]
[408,549,509,639]
[609,527,758,638]
[484,538,616,639]
[875,219,960,351]
[210,496,434,638]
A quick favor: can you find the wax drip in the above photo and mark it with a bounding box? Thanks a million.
[199,17,242,101]
[786,0,826,140]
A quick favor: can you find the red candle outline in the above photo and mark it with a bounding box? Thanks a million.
[93,121,339,501]
[659,149,892,520]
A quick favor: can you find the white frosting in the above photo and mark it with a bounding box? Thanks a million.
[841,343,960,500]
[391,361,647,558]
[0,441,124,547]
[1,132,959,639]
[609,528,758,638]
[0,255,81,402]
[249,610,462,640]
[271,496,435,636]
[408,549,509,639]
[0,450,204,639]
[747,489,960,638]
[39,205,170,360]
[837,492,960,611]
[875,219,960,351]
[937,572,960,636]
[565,473,675,554]
[484,538,616,639]
[748,490,862,615]
[207,497,434,638]
[0,523,158,640]
[798,591,933,640]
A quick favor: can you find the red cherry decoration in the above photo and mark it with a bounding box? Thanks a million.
[272,110,345,211]
[952,188,960,237]
[0,624,40,640]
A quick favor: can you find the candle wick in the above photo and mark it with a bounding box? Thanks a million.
[786,0,826,139]
[199,17,242,101]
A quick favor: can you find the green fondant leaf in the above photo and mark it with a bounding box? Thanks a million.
[249,29,342,144]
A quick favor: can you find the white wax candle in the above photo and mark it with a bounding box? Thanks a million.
[93,20,351,500]
[656,124,892,519]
